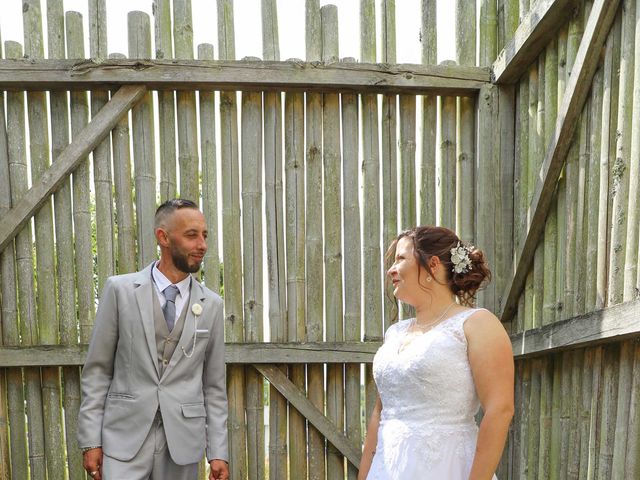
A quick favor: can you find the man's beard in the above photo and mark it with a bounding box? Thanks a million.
[170,245,202,273]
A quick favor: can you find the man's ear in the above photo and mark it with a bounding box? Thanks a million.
[156,227,169,247]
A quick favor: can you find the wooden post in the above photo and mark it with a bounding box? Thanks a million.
[154,0,178,202]
[625,343,640,478]
[597,345,620,478]
[360,0,383,425]
[216,2,247,477]
[382,0,398,329]
[66,13,94,346]
[455,0,475,242]
[89,0,115,291]
[5,38,45,480]
[306,2,325,476]
[439,87,457,231]
[609,0,635,307]
[173,0,200,201]
[109,52,137,275]
[284,86,307,480]
[241,76,265,480]
[128,12,157,268]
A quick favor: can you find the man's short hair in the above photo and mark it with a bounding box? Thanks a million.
[154,199,199,229]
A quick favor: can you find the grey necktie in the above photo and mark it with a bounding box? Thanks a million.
[163,285,179,332]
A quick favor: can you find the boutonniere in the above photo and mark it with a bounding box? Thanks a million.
[192,303,202,316]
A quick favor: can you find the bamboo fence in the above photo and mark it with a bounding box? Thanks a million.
[0,0,638,479]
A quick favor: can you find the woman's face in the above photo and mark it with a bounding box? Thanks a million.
[387,237,428,304]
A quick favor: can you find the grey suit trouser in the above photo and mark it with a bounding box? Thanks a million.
[101,412,199,480]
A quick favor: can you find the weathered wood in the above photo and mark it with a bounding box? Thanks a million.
[0,84,146,255]
[241,85,265,480]
[597,345,620,478]
[479,0,497,67]
[500,0,621,323]
[439,93,457,230]
[493,0,576,83]
[0,59,491,94]
[66,12,95,345]
[399,95,416,231]
[511,299,640,358]
[255,364,362,468]
[625,342,640,477]
[216,3,247,478]
[128,12,157,269]
[611,341,634,477]
[284,87,307,480]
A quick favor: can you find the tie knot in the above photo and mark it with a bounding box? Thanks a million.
[164,285,179,302]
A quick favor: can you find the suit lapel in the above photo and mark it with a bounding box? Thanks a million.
[133,263,161,379]
[162,279,207,380]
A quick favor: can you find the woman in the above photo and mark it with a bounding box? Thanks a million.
[358,226,514,480]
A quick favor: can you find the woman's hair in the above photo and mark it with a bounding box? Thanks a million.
[386,225,491,306]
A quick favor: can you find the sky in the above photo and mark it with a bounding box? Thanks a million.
[0,0,458,64]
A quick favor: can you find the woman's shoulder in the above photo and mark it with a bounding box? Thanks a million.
[384,318,412,339]
[461,308,508,342]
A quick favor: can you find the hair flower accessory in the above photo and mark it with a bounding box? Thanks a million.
[191,303,202,316]
[450,242,473,274]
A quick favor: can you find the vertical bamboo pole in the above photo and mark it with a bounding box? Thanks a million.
[0,31,22,480]
[624,343,640,478]
[305,2,325,476]
[360,0,383,425]
[439,90,457,231]
[153,0,177,202]
[609,0,635,307]
[574,105,589,316]
[109,51,137,275]
[577,348,594,478]
[241,80,265,480]
[47,3,82,478]
[559,352,572,478]
[173,0,200,201]
[524,62,538,330]
[24,2,65,474]
[320,7,345,478]
[526,358,541,479]
[217,2,247,477]
[555,26,567,325]
[543,38,558,326]
[341,57,361,480]
[597,345,620,478]
[381,0,398,329]
[534,55,545,327]
[399,94,416,231]
[128,12,157,269]
[610,341,634,478]
[284,87,307,480]
[477,0,498,313]
[6,38,45,480]
[537,357,553,479]
[504,0,520,43]
[67,14,94,345]
[549,353,562,478]
[623,0,640,301]
[517,361,531,478]
[566,350,582,478]
[260,3,287,476]
[419,0,436,226]
[197,44,220,296]
[89,0,115,290]
[455,0,475,242]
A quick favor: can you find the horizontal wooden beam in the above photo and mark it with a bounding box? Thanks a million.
[0,59,490,95]
[492,0,576,83]
[0,342,380,367]
[0,85,146,254]
[255,364,362,467]
[512,300,640,359]
[499,0,620,324]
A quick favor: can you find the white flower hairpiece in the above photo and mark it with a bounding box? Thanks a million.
[191,303,202,316]
[450,242,473,274]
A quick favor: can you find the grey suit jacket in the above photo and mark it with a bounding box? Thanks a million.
[78,263,228,465]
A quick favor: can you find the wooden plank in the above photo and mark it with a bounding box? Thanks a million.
[0,342,381,367]
[255,364,362,468]
[0,59,490,94]
[511,300,640,358]
[493,0,576,83]
[0,85,146,255]
[499,0,621,323]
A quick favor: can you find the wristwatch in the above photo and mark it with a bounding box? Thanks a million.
[82,446,101,454]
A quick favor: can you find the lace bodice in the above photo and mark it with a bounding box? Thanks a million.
[368,308,496,479]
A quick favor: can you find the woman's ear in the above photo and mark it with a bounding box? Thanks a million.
[429,256,441,271]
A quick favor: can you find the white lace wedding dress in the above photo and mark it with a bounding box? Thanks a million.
[367,308,497,479]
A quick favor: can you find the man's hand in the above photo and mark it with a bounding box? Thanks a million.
[209,459,229,480]
[83,447,103,480]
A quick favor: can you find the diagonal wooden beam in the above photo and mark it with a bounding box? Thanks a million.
[500,0,621,323]
[254,364,362,468]
[0,85,146,254]
[493,0,576,83]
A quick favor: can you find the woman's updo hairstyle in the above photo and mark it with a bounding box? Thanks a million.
[390,225,491,306]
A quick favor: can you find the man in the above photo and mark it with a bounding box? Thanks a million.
[78,199,229,480]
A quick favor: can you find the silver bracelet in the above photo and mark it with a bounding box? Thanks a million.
[82,446,101,454]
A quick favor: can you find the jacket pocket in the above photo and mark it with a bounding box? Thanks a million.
[107,392,134,400]
[181,403,206,418]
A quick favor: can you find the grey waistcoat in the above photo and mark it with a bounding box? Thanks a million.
[153,288,190,377]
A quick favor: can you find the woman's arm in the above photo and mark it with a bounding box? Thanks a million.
[358,395,382,480]
[465,310,515,480]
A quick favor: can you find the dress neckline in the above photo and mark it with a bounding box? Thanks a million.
[406,307,476,334]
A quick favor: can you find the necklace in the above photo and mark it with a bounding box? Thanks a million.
[413,301,456,332]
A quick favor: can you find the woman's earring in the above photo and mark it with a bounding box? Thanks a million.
[426,276,432,282]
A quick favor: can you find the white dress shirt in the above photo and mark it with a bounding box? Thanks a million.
[152,262,192,325]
